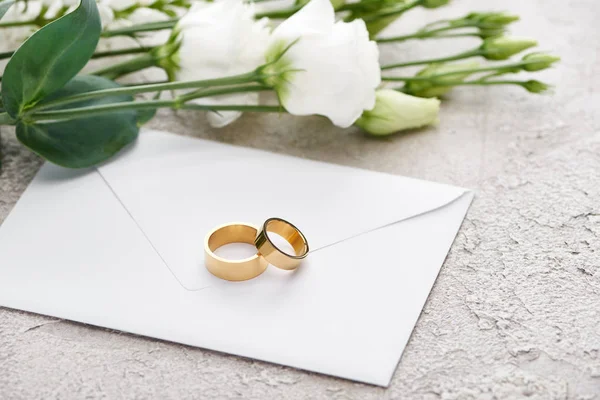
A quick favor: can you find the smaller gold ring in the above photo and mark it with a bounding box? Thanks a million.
[205,222,268,281]
[255,217,309,270]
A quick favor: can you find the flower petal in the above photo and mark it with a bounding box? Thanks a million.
[272,0,334,40]
[174,0,270,127]
[267,0,381,128]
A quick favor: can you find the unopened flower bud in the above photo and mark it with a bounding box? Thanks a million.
[466,12,519,27]
[355,90,440,135]
[521,52,560,72]
[477,28,506,39]
[520,80,551,94]
[481,36,537,60]
[405,61,480,98]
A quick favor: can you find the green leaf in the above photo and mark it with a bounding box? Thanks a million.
[0,0,14,20]
[135,91,161,127]
[16,75,139,168]
[136,107,156,127]
[1,0,101,118]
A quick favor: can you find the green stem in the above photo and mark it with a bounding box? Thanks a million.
[428,79,527,88]
[102,19,178,38]
[392,79,533,95]
[381,60,534,81]
[177,84,272,103]
[376,17,506,43]
[92,46,155,59]
[380,48,483,70]
[31,71,262,111]
[27,100,282,122]
[0,19,37,28]
[377,31,480,43]
[91,53,158,80]
[30,99,178,121]
[0,45,155,61]
[180,104,282,113]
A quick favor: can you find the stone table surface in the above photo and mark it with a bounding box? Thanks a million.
[1,0,599,398]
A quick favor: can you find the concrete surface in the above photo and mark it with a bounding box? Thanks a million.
[1,0,599,398]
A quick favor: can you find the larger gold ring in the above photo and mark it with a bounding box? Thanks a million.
[205,223,268,281]
[254,217,309,270]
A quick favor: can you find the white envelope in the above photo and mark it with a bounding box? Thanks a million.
[0,130,473,387]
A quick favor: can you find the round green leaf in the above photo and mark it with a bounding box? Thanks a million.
[1,0,101,117]
[16,76,139,168]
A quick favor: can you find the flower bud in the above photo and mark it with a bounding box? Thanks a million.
[477,28,506,39]
[466,12,519,26]
[521,52,560,72]
[520,80,551,94]
[355,90,440,135]
[405,61,480,98]
[481,36,537,60]
[421,0,450,8]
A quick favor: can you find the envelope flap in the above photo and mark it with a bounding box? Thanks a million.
[97,130,467,290]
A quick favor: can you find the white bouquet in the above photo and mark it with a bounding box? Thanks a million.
[0,0,558,168]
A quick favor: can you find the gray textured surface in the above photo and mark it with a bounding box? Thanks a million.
[1,0,599,398]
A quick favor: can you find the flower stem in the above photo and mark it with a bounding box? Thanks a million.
[377,31,480,43]
[30,99,177,121]
[0,45,155,61]
[92,46,155,59]
[426,79,528,88]
[91,53,158,80]
[376,18,502,43]
[27,100,282,122]
[181,104,282,113]
[31,71,263,111]
[177,84,272,103]
[102,19,178,38]
[380,48,483,70]
[381,60,533,81]
[0,19,38,28]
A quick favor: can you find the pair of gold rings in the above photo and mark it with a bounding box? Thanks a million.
[204,217,309,281]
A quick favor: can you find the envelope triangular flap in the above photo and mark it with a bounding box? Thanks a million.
[97,130,466,289]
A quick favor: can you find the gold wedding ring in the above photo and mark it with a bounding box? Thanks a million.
[204,223,268,281]
[255,217,309,270]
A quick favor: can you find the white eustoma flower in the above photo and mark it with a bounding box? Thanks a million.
[173,0,270,127]
[355,90,440,135]
[263,0,381,128]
